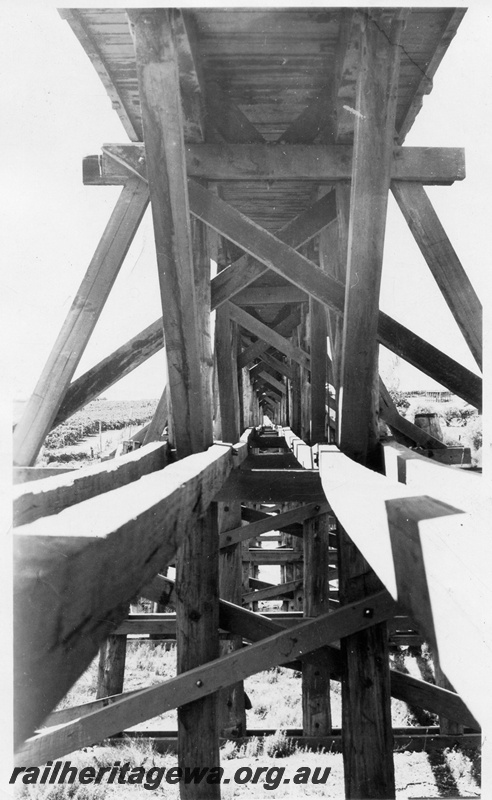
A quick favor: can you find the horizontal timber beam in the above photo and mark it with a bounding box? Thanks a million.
[318,445,491,727]
[45,576,479,735]
[85,144,466,185]
[233,286,308,305]
[189,182,482,407]
[81,151,482,407]
[17,591,397,764]
[13,441,168,526]
[14,440,247,747]
[242,580,303,603]
[220,502,330,548]
[215,467,326,504]
[382,442,483,514]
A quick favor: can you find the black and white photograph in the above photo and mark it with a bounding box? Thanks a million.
[6,1,490,797]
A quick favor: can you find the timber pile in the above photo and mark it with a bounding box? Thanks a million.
[13,8,486,800]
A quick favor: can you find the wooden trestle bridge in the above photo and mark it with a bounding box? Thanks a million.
[13,7,488,798]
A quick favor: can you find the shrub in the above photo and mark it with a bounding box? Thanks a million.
[464,416,482,452]
[388,390,410,415]
[441,404,478,427]
[263,730,297,758]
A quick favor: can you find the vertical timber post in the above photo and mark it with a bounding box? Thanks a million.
[215,300,247,736]
[302,513,332,735]
[130,11,218,799]
[336,11,407,799]
[96,635,127,699]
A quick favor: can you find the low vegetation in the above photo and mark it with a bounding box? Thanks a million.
[34,639,479,799]
[44,400,158,450]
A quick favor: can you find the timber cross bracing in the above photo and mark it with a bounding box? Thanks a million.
[12,8,487,799]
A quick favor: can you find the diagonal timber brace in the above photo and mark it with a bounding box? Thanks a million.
[17,591,397,765]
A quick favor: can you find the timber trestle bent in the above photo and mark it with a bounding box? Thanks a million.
[13,8,486,799]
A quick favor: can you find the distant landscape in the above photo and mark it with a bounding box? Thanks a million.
[27,391,482,470]
[34,398,159,466]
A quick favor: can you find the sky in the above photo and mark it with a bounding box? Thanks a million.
[2,0,491,405]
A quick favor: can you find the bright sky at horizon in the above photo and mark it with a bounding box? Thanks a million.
[3,1,491,404]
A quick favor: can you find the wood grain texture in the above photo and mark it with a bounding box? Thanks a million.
[176,501,221,800]
[13,441,168,526]
[13,179,149,466]
[45,590,478,734]
[219,502,330,548]
[210,188,337,310]
[190,181,482,405]
[310,297,328,444]
[17,592,396,765]
[338,11,404,468]
[14,442,243,747]
[131,9,207,457]
[91,143,466,184]
[303,513,333,735]
[218,502,247,737]
[85,147,481,406]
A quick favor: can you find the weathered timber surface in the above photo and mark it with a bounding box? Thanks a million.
[303,513,333,735]
[17,592,397,765]
[13,441,168,526]
[242,580,303,604]
[319,444,491,728]
[227,302,310,370]
[211,189,336,308]
[189,181,482,407]
[338,11,403,470]
[176,501,221,800]
[377,312,481,410]
[14,441,245,747]
[13,467,76,485]
[132,9,206,458]
[215,467,326,504]
[87,143,466,185]
[96,635,127,700]
[13,178,149,466]
[52,320,164,428]
[219,501,331,548]
[45,595,478,734]
[80,148,482,405]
